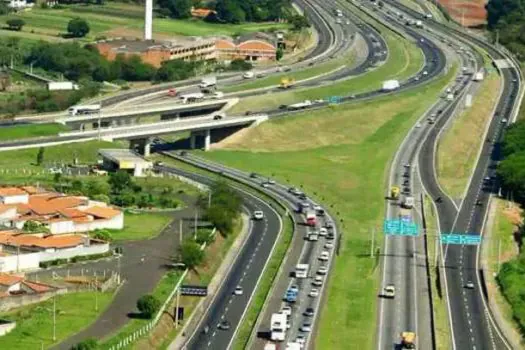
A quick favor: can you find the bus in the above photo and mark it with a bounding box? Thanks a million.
[271,313,287,341]
[68,104,101,117]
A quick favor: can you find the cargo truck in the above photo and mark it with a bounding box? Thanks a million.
[473,72,484,81]
[280,77,295,89]
[401,196,415,209]
[288,100,312,110]
[415,20,423,27]
[295,263,309,278]
[48,81,78,91]
[382,80,400,91]
[401,332,416,349]
[271,313,287,341]
[390,186,400,199]
[68,104,100,116]
[179,92,204,104]
[306,209,317,226]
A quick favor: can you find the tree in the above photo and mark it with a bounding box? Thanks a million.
[228,59,252,71]
[158,0,192,19]
[195,229,215,245]
[71,179,84,194]
[23,220,49,233]
[108,170,133,194]
[71,338,98,350]
[289,15,310,31]
[36,147,45,166]
[67,18,90,38]
[92,194,110,204]
[0,71,10,92]
[136,294,161,319]
[0,2,10,15]
[86,179,110,197]
[276,47,284,61]
[179,240,205,270]
[92,229,113,242]
[6,19,25,31]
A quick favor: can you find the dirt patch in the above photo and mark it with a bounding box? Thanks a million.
[502,204,523,226]
[439,0,487,27]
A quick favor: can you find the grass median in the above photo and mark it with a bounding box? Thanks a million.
[437,72,502,199]
[0,123,70,141]
[195,67,456,348]
[0,291,113,349]
[228,23,424,114]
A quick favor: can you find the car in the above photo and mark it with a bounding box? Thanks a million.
[299,193,308,200]
[324,242,334,249]
[279,104,288,110]
[304,307,315,317]
[309,288,319,297]
[312,276,323,287]
[325,221,334,229]
[300,323,312,332]
[415,76,420,81]
[313,204,322,211]
[484,176,491,182]
[261,182,269,188]
[415,122,422,128]
[213,114,224,120]
[286,321,291,329]
[234,286,243,295]
[314,99,324,104]
[501,118,508,124]
[319,251,330,261]
[475,199,482,206]
[180,151,188,156]
[317,208,326,216]
[404,163,411,168]
[308,233,319,241]
[253,211,264,220]
[383,285,396,298]
[218,320,231,330]
[319,227,328,236]
[288,187,299,194]
[250,172,258,178]
[317,266,328,275]
[289,285,299,294]
[296,335,306,347]
[268,179,276,185]
[326,233,335,240]
[465,282,475,289]
[154,161,164,166]
[282,305,292,316]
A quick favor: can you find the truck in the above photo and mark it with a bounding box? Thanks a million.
[335,9,343,17]
[473,72,484,81]
[68,104,101,116]
[390,186,400,199]
[280,77,295,89]
[295,263,309,278]
[271,313,287,341]
[306,209,317,226]
[401,332,416,349]
[179,92,204,104]
[415,20,423,27]
[401,196,415,209]
[288,100,313,110]
[48,81,78,91]
[382,80,400,91]
[446,93,454,101]
[286,343,301,350]
[199,76,216,91]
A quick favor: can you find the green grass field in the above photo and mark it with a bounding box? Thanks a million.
[195,67,456,348]
[112,211,173,241]
[229,24,424,113]
[0,3,289,41]
[0,123,69,141]
[0,291,113,349]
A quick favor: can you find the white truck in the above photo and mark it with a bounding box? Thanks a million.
[382,80,400,91]
[270,313,287,341]
[473,72,484,81]
[48,81,78,91]
[179,92,204,104]
[68,104,101,116]
[295,263,309,278]
[446,93,454,101]
[199,76,217,91]
[288,100,313,110]
[286,343,302,350]
[415,20,423,28]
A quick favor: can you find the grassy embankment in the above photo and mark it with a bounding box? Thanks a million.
[186,66,457,349]
[0,292,113,349]
[424,196,453,349]
[437,72,502,199]
[0,123,70,141]
[0,3,289,41]
[228,16,424,113]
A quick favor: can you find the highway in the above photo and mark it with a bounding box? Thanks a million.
[387,1,522,349]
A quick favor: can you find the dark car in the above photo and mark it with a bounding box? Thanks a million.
[304,307,315,317]
[250,172,258,179]
[475,200,482,206]
[180,151,187,156]
[299,193,307,200]
[213,114,223,120]
[218,320,231,330]
[279,104,288,110]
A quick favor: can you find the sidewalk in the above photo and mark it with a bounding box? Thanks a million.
[168,213,250,350]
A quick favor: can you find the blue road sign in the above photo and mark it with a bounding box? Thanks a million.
[383,219,419,236]
[440,234,481,245]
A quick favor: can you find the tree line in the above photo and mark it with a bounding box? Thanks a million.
[486,0,525,59]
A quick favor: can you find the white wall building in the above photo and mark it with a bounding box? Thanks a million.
[0,188,28,205]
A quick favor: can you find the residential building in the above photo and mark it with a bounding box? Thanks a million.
[0,187,123,234]
[95,38,216,68]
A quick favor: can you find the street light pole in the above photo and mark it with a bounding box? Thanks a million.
[194,210,198,240]
[370,227,375,258]
[53,294,56,341]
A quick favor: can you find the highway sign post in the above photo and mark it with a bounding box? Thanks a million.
[440,234,481,245]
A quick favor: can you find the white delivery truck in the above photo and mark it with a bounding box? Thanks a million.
[270,313,287,341]
[382,80,400,91]
[199,76,216,91]
[473,72,484,81]
[179,92,204,104]
[295,264,309,278]
[402,196,415,209]
[68,104,101,116]
[288,100,313,110]
[446,93,454,101]
[48,81,78,91]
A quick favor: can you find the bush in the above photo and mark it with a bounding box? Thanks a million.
[228,59,252,71]
[179,239,205,269]
[6,19,25,31]
[71,338,98,350]
[136,294,161,319]
[67,18,90,38]
[195,229,215,245]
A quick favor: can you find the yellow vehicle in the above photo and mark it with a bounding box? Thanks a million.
[390,186,400,199]
[280,77,295,89]
[401,332,416,349]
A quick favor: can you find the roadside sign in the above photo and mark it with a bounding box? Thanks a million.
[383,219,419,236]
[328,96,341,104]
[180,285,208,297]
[440,234,481,245]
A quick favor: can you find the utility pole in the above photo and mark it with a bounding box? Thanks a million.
[208,191,212,208]
[434,232,439,267]
[175,288,180,329]
[53,294,56,341]
[194,210,198,240]
[370,227,375,258]
[179,220,183,244]
[95,274,98,311]
[97,109,102,141]
[117,256,121,284]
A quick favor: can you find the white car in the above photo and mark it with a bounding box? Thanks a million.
[312,276,323,287]
[317,266,328,275]
[253,211,264,220]
[383,285,395,298]
[313,204,322,211]
[261,182,270,188]
[319,251,330,261]
[309,288,319,297]
[296,335,306,347]
[308,233,319,241]
[300,323,312,332]
[234,286,243,295]
[243,71,254,79]
[319,228,327,236]
[282,305,292,316]
[324,242,334,249]
[268,179,276,184]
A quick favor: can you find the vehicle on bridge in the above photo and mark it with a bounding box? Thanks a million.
[400,332,416,349]
[68,104,101,116]
[401,196,415,209]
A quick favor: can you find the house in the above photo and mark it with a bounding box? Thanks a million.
[0,273,23,295]
[0,187,28,205]
[191,7,215,18]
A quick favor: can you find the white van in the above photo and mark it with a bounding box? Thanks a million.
[243,71,255,79]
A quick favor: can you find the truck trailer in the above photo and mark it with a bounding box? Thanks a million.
[306,209,317,226]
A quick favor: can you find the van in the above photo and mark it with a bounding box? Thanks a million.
[243,71,254,79]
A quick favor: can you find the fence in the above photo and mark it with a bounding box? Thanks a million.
[107,228,216,350]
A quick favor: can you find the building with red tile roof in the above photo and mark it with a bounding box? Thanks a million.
[216,36,277,61]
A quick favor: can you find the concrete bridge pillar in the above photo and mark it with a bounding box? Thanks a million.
[204,129,211,151]
[143,137,151,157]
[129,138,151,156]
[190,132,197,150]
